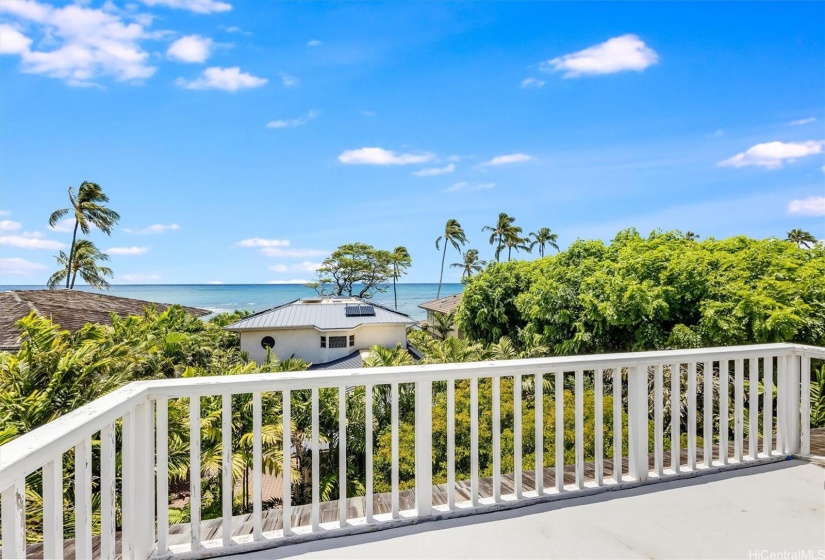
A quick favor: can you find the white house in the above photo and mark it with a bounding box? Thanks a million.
[224,297,415,367]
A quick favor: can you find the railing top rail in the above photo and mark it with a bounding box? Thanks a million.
[1,342,822,490]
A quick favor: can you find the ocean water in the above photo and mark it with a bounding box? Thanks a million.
[1,283,464,322]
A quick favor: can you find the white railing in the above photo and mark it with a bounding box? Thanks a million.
[1,343,822,560]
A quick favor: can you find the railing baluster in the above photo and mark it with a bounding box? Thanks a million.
[687,363,697,471]
[415,380,433,516]
[555,370,563,492]
[575,370,584,489]
[311,388,320,531]
[671,364,680,474]
[189,397,201,551]
[801,356,811,456]
[734,359,744,462]
[594,369,603,486]
[123,410,134,559]
[513,374,522,499]
[749,358,758,459]
[613,368,622,483]
[654,364,663,476]
[764,357,773,456]
[703,361,712,467]
[535,372,543,495]
[1,478,26,560]
[43,455,64,560]
[338,385,347,526]
[156,399,169,555]
[470,377,479,507]
[253,392,263,539]
[492,375,501,502]
[282,389,292,535]
[447,379,455,509]
[365,384,374,523]
[391,382,399,517]
[719,361,729,465]
[778,356,787,454]
[222,394,233,546]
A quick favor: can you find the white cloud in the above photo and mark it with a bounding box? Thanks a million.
[361,110,376,117]
[0,210,10,216]
[49,218,75,232]
[789,117,816,126]
[261,247,328,258]
[267,110,319,129]
[177,66,267,91]
[0,0,157,86]
[107,246,148,255]
[207,280,224,284]
[788,196,825,216]
[0,234,64,250]
[718,140,825,169]
[0,220,22,231]
[520,77,545,89]
[413,163,455,176]
[0,23,32,54]
[0,257,46,276]
[123,223,180,234]
[236,237,290,248]
[139,0,231,14]
[267,279,310,284]
[542,34,659,78]
[481,153,533,166]
[307,39,322,47]
[219,25,249,35]
[280,72,298,87]
[446,182,495,193]
[269,261,322,273]
[119,273,161,282]
[711,129,725,138]
[338,147,435,165]
[167,35,213,63]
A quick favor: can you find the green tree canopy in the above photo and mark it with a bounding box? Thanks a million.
[310,242,395,299]
[457,229,825,352]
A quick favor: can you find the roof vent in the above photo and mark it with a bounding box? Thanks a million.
[345,304,375,317]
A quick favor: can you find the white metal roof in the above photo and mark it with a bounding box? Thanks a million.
[223,298,415,331]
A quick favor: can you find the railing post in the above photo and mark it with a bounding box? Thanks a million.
[1,479,26,560]
[627,366,648,482]
[415,379,433,516]
[785,354,801,454]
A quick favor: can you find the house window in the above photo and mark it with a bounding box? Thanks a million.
[260,336,275,349]
[329,336,347,349]
[349,335,355,347]
[320,336,326,348]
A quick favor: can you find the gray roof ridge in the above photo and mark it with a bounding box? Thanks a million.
[10,290,41,317]
[223,299,301,329]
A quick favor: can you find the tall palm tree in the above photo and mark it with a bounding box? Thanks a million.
[482,212,516,262]
[49,181,120,289]
[435,219,467,298]
[451,249,486,280]
[389,246,412,310]
[504,226,530,261]
[529,227,559,257]
[787,229,817,249]
[47,239,113,289]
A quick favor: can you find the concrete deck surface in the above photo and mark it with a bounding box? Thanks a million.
[230,460,825,560]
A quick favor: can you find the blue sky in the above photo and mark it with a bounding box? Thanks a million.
[1,0,823,285]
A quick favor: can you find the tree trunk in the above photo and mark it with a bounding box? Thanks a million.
[393,274,398,309]
[66,219,79,289]
[437,243,447,299]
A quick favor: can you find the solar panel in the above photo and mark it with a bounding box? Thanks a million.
[345,304,376,317]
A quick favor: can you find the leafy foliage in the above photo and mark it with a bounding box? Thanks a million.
[310,242,399,299]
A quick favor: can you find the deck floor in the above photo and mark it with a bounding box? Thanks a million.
[21,428,825,559]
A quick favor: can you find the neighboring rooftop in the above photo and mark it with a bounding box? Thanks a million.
[0,289,210,352]
[418,293,462,315]
[224,297,415,332]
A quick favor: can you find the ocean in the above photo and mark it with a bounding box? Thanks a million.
[0,283,464,322]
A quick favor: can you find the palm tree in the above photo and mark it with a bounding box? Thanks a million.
[389,246,412,310]
[685,231,700,242]
[49,181,120,289]
[787,229,817,249]
[482,212,516,262]
[451,249,486,280]
[435,219,467,299]
[504,226,530,261]
[47,239,113,289]
[529,227,559,257]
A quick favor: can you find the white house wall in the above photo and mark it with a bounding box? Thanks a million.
[240,324,408,366]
